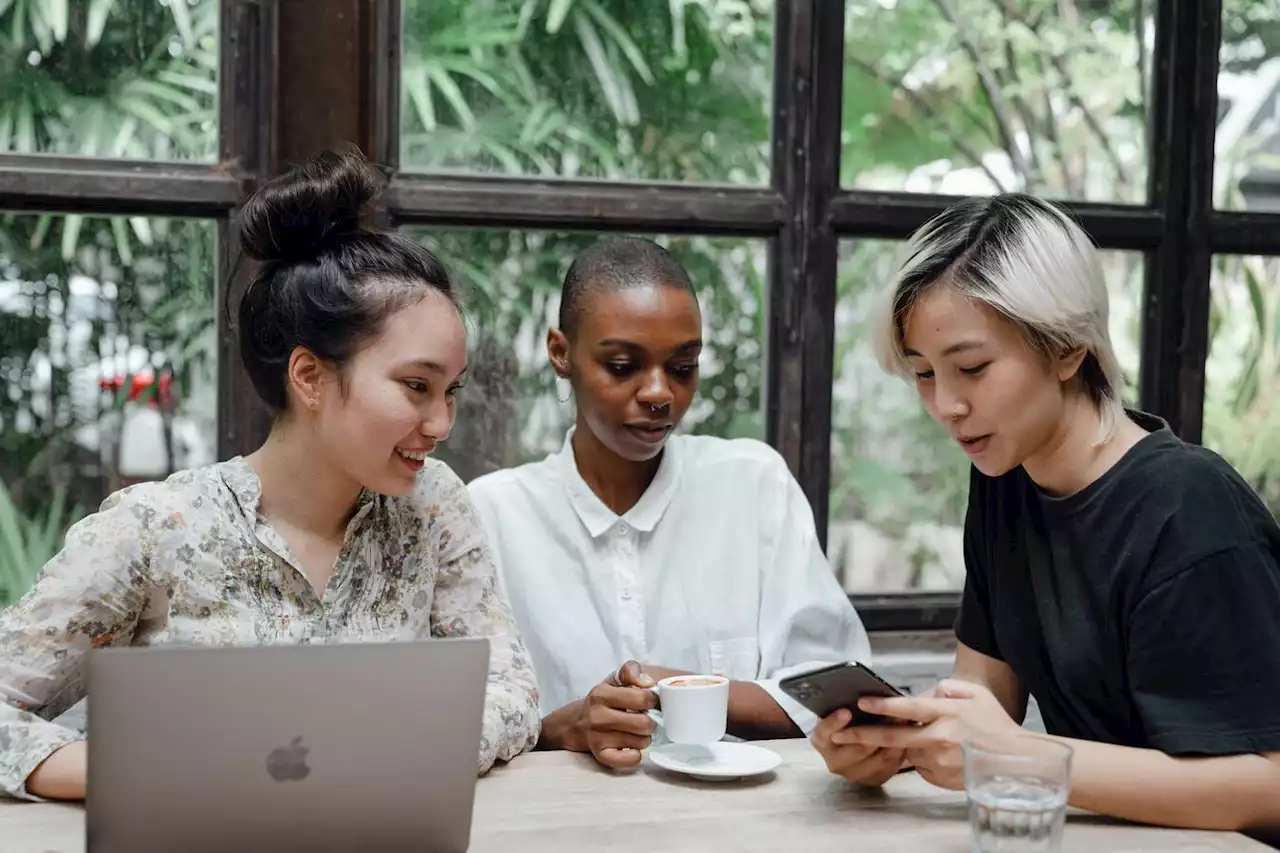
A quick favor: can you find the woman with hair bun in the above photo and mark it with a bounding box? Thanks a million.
[0,147,541,801]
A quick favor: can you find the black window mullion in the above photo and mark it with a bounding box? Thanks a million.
[1208,210,1280,256]
[1140,0,1221,443]
[832,191,1166,251]
[373,0,401,172]
[366,0,401,231]
[217,0,395,460]
[768,0,845,548]
[0,155,239,216]
[216,0,277,462]
[387,174,785,234]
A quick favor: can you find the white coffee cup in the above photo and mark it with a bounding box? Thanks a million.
[646,674,729,744]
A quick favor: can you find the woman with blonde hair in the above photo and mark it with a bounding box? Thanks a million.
[811,193,1280,835]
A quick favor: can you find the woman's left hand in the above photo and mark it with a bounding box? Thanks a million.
[828,678,1021,790]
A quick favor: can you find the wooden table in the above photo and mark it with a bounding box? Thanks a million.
[0,739,1270,852]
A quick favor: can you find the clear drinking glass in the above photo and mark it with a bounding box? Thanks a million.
[963,735,1074,853]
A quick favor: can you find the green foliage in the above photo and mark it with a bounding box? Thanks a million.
[0,0,217,599]
[4,0,1280,611]
[0,477,78,608]
[1204,255,1280,515]
[400,0,772,182]
[842,0,1149,202]
[400,0,773,467]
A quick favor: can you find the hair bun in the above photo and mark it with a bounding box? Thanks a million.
[239,146,384,263]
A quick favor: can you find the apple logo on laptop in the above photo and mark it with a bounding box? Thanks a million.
[266,736,310,782]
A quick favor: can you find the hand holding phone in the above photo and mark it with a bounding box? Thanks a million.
[778,661,905,726]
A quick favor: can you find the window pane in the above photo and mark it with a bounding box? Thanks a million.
[399,1,772,184]
[1216,4,1280,210]
[1204,255,1280,512]
[0,214,217,606]
[403,229,766,480]
[829,241,1143,593]
[842,0,1151,202]
[0,0,218,161]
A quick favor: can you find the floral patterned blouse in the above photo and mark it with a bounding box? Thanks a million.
[0,456,541,800]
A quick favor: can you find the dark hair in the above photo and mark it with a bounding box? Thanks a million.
[557,236,696,337]
[236,147,455,411]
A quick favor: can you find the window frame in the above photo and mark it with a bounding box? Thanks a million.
[0,0,1263,633]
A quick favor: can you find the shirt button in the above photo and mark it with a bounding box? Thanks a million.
[615,524,628,536]
[621,589,632,601]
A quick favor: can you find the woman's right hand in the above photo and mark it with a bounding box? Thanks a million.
[26,740,87,800]
[559,661,660,768]
[811,709,906,787]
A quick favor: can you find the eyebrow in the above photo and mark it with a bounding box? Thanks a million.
[903,341,985,358]
[597,338,703,351]
[403,360,468,379]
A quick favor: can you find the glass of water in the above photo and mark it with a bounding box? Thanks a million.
[963,734,1073,853]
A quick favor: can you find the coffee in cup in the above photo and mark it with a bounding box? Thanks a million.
[667,677,722,688]
[647,674,729,744]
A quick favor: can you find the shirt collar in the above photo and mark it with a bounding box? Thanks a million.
[554,427,683,539]
[217,455,377,535]
[219,456,263,519]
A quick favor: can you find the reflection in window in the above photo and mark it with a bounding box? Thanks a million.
[0,0,218,161]
[403,229,765,481]
[1204,255,1280,513]
[1216,4,1280,211]
[399,0,772,184]
[841,0,1151,202]
[0,215,217,606]
[827,241,1143,594]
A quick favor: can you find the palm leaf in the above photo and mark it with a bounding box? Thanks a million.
[546,0,575,34]
[115,93,174,136]
[46,0,66,42]
[434,55,512,105]
[581,0,655,85]
[426,64,477,128]
[15,96,36,151]
[167,0,195,48]
[85,0,115,47]
[123,78,204,114]
[573,11,634,125]
[422,13,524,50]
[110,216,133,266]
[403,68,437,131]
[27,212,52,249]
[155,68,218,96]
[58,212,82,262]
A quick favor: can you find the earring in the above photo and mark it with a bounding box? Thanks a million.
[555,376,572,404]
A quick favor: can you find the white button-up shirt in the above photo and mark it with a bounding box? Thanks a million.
[468,430,872,734]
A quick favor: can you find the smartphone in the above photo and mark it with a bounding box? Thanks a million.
[778,661,904,725]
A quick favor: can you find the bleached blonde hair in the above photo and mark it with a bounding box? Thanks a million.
[870,193,1126,444]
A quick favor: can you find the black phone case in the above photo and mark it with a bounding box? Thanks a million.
[778,662,904,725]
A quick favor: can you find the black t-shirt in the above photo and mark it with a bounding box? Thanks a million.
[957,410,1280,756]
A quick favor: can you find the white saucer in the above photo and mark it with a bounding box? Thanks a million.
[647,742,782,781]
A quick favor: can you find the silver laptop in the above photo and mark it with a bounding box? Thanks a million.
[86,638,490,853]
